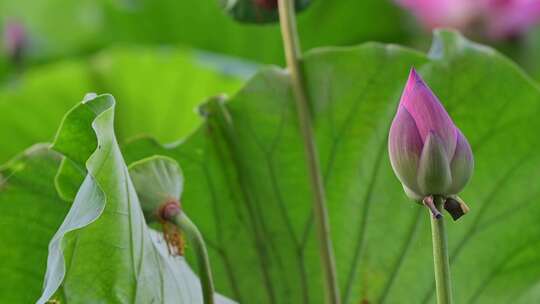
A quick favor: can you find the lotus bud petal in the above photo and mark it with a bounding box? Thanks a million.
[448,129,474,194]
[388,68,474,200]
[403,184,423,202]
[400,69,457,157]
[389,106,423,198]
[417,131,452,195]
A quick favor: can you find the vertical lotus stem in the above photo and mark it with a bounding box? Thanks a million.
[171,213,215,304]
[429,196,453,304]
[277,1,341,304]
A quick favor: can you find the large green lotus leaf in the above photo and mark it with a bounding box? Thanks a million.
[122,30,540,303]
[35,94,235,303]
[0,145,70,303]
[0,47,243,163]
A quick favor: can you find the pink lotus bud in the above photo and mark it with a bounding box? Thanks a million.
[3,21,26,63]
[388,69,474,201]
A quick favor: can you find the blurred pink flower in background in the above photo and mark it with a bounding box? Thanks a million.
[3,21,27,62]
[396,0,480,31]
[484,0,540,38]
[397,0,540,39]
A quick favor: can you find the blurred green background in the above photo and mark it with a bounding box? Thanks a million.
[3,0,540,164]
[0,0,412,163]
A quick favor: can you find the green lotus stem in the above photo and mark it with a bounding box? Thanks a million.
[171,213,215,304]
[277,1,341,304]
[430,196,453,304]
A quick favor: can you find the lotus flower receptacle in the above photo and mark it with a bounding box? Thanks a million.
[389,68,474,219]
[129,156,186,254]
[129,156,184,222]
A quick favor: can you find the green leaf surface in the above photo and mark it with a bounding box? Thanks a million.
[122,30,540,303]
[0,145,70,304]
[0,47,243,163]
[36,94,234,303]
